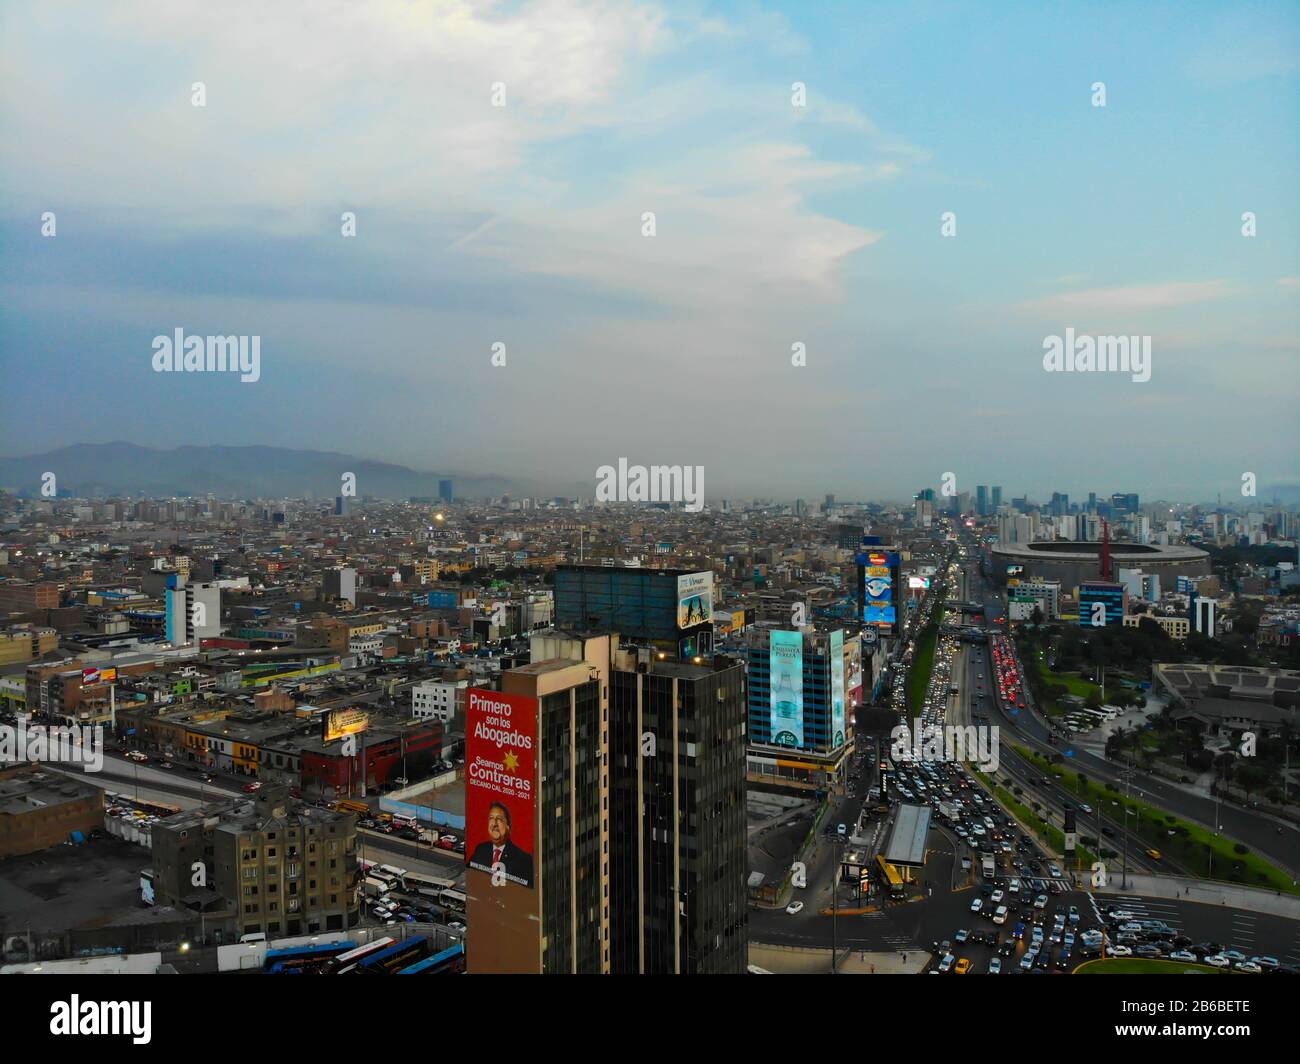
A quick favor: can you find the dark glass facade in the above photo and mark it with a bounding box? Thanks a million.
[609,660,748,974]
[539,678,603,973]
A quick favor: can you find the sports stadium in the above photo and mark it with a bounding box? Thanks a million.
[988,540,1210,595]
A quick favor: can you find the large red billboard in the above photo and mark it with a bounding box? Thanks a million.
[465,688,536,889]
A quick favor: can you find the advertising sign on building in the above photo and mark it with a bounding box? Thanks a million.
[465,688,537,889]
[769,629,804,748]
[322,708,369,742]
[676,571,713,629]
[830,629,846,747]
[857,548,900,636]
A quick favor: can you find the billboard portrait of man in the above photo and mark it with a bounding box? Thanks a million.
[468,800,534,888]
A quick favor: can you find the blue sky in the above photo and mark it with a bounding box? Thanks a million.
[1,0,1296,502]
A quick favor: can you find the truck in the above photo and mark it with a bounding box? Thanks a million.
[362,876,391,899]
[981,855,996,879]
[938,800,961,821]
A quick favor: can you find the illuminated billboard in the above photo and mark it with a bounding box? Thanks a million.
[907,576,931,590]
[676,571,713,629]
[466,688,536,889]
[769,629,804,748]
[322,708,369,742]
[830,629,846,747]
[857,549,900,635]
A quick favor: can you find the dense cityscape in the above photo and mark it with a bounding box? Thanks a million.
[2,0,1296,1045]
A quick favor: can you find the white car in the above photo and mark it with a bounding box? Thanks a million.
[990,890,1004,904]
[1033,894,1048,909]
[1234,961,1262,974]
[993,905,1009,925]
[786,901,805,915]
[1204,954,1231,968]
[971,898,983,914]
[1108,945,1133,957]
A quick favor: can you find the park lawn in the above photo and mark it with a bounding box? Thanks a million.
[1075,958,1236,975]
[1017,746,1300,896]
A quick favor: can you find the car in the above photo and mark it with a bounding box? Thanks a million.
[988,957,1002,974]
[1019,951,1037,971]
[1067,905,1080,925]
[954,929,969,943]
[1204,954,1231,968]
[1008,878,1020,895]
[993,905,1009,925]
[971,898,984,914]
[937,953,956,973]
[1234,961,1263,974]
[1145,849,1162,861]
[242,782,261,793]
[785,901,804,915]
[837,823,848,837]
[954,958,972,975]
[1135,945,1164,958]
[1250,956,1279,969]
[1033,894,1048,909]
[1168,950,1197,962]
[1107,908,1135,921]
[447,920,466,933]
[990,889,1004,904]
[1012,921,1025,940]
[1222,950,1246,963]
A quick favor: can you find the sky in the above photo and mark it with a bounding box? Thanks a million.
[1,0,1297,503]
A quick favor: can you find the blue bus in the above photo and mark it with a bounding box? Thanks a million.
[396,943,466,975]
[264,941,355,974]
[350,936,430,974]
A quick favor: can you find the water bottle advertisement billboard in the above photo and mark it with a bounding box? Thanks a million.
[830,628,845,747]
[769,629,804,748]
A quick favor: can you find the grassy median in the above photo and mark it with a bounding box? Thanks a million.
[1018,746,1299,895]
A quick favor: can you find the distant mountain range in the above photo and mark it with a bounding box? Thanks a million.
[0,442,518,500]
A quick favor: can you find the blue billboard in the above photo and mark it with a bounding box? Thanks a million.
[857,548,900,636]
[769,630,804,748]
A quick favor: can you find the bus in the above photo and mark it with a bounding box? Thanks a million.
[876,855,905,899]
[377,864,408,887]
[438,888,467,914]
[263,941,355,974]
[327,937,395,974]
[350,936,430,974]
[391,813,419,830]
[396,943,466,975]
[335,799,370,815]
[403,871,457,895]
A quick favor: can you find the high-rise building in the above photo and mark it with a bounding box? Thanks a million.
[991,486,1003,511]
[1078,582,1126,627]
[609,652,748,973]
[976,485,989,517]
[439,479,454,503]
[165,581,221,645]
[743,626,857,790]
[323,566,357,605]
[465,660,606,974]
[334,495,349,516]
[1189,594,1218,638]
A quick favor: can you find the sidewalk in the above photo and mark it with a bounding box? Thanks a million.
[747,943,929,975]
[1100,873,1300,919]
